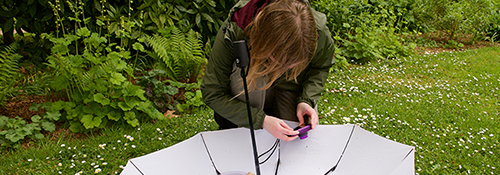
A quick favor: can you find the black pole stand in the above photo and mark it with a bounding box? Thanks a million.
[233,40,261,175]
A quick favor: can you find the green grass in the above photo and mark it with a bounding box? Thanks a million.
[318,47,499,174]
[1,47,499,174]
[0,108,218,174]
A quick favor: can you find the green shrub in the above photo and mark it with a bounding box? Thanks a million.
[485,3,500,42]
[42,30,164,132]
[0,112,58,149]
[135,0,237,43]
[416,0,495,42]
[40,0,164,132]
[312,0,416,64]
[136,69,179,113]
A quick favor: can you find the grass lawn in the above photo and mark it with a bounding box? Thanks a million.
[1,46,499,174]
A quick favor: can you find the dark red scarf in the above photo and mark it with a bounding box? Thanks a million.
[231,0,271,29]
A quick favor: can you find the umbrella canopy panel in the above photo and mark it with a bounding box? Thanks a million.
[278,124,356,174]
[121,124,415,175]
[328,126,415,175]
[120,134,217,175]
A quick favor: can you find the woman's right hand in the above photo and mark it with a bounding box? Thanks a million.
[263,115,299,142]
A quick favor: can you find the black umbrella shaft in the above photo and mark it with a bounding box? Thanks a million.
[241,67,261,175]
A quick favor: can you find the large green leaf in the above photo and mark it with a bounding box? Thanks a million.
[110,72,126,85]
[132,42,145,52]
[202,13,214,23]
[5,130,24,142]
[118,102,133,111]
[28,4,37,17]
[107,110,121,121]
[50,75,69,90]
[69,121,84,133]
[3,18,14,32]
[0,115,9,127]
[34,133,44,139]
[81,115,102,129]
[76,27,91,37]
[45,111,61,121]
[124,111,139,127]
[51,44,69,55]
[94,93,110,105]
[41,121,56,132]
[31,115,41,123]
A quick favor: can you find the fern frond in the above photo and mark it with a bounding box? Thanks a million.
[144,26,207,82]
[0,43,22,105]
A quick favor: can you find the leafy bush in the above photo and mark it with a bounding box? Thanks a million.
[415,0,495,43]
[312,0,416,64]
[0,101,64,149]
[0,0,56,45]
[165,79,204,113]
[144,26,206,83]
[135,0,237,43]
[39,0,165,132]
[42,29,163,132]
[136,69,179,113]
[485,3,500,42]
[0,113,58,148]
[0,44,22,106]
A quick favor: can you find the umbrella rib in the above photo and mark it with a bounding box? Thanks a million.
[324,125,356,175]
[388,147,415,175]
[200,133,222,175]
[129,160,145,175]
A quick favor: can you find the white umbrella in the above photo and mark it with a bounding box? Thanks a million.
[121,123,414,175]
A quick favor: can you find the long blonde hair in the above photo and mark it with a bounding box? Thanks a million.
[244,0,317,92]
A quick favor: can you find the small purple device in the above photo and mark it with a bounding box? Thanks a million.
[293,125,312,139]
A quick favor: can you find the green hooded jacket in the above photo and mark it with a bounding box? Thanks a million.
[201,0,335,129]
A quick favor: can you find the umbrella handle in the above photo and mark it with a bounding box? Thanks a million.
[234,40,261,175]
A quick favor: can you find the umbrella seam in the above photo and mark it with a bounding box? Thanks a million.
[388,147,415,175]
[201,133,222,175]
[324,124,356,175]
[129,160,145,175]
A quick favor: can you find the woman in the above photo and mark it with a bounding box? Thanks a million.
[201,0,334,141]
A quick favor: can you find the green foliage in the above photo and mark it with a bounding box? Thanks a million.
[42,11,164,132]
[176,90,204,113]
[0,110,59,149]
[415,0,495,42]
[485,3,500,42]
[136,0,237,44]
[0,0,56,45]
[144,26,207,83]
[443,39,465,49]
[312,0,416,64]
[164,79,204,112]
[0,44,22,106]
[136,69,179,113]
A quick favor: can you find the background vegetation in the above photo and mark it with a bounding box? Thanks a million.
[0,0,499,174]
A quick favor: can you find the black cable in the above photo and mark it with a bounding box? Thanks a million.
[259,139,280,165]
[258,139,279,158]
[275,143,281,175]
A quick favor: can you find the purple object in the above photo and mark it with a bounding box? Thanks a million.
[290,125,312,139]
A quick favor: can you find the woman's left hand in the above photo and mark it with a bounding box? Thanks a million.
[296,102,318,129]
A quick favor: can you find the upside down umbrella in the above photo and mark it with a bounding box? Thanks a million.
[121,123,415,175]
